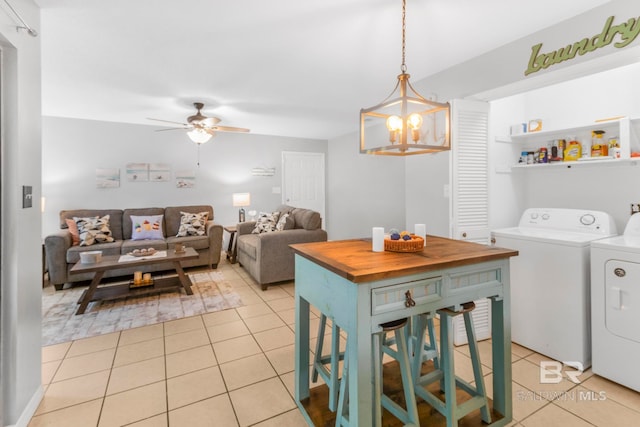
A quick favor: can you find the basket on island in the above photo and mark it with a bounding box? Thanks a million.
[384,234,424,252]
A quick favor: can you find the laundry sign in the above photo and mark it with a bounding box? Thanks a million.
[525,15,640,76]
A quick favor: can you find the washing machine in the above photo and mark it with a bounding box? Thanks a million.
[590,213,640,391]
[492,208,617,368]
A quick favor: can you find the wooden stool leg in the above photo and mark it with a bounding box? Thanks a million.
[312,314,342,412]
[395,326,419,426]
[464,311,491,424]
[312,314,327,382]
[441,313,458,427]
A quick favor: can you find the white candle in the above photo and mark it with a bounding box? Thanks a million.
[133,271,142,284]
[414,224,426,246]
[372,227,384,252]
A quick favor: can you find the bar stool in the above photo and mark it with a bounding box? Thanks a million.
[410,312,440,381]
[336,317,419,427]
[413,302,491,427]
[311,313,344,412]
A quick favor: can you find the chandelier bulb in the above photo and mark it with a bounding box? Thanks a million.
[386,115,402,132]
[407,113,423,130]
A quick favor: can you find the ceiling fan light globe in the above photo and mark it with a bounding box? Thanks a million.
[187,128,213,144]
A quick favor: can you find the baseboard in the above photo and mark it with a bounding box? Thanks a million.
[6,385,43,427]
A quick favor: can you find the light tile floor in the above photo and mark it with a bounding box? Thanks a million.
[33,258,640,426]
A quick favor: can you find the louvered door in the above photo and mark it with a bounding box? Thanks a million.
[450,99,491,344]
[450,99,490,244]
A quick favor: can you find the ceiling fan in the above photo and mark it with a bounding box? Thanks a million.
[147,102,250,144]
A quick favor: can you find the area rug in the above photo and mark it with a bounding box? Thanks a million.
[41,271,244,346]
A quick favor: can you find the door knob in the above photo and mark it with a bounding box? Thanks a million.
[462,232,467,238]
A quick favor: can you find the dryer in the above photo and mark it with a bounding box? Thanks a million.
[591,213,640,391]
[492,208,617,368]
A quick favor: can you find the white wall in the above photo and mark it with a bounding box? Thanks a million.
[326,132,405,240]
[0,0,43,425]
[490,62,640,232]
[42,117,327,241]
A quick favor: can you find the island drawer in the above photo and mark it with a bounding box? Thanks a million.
[371,276,442,316]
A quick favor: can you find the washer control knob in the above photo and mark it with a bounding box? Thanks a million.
[580,214,596,225]
[542,214,550,220]
[530,213,539,219]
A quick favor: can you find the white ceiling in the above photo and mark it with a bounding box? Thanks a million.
[36,0,609,140]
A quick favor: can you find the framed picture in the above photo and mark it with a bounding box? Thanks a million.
[149,163,171,182]
[175,170,195,188]
[96,168,120,188]
[126,163,149,182]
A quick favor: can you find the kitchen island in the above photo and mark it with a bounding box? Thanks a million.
[292,235,518,426]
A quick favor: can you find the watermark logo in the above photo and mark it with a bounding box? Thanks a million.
[540,361,583,384]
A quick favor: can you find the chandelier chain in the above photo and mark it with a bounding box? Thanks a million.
[401,0,407,73]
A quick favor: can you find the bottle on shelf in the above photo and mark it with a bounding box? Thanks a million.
[564,138,581,161]
[591,130,607,157]
[608,136,620,159]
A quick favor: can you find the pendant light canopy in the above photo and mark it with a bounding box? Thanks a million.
[360,0,450,156]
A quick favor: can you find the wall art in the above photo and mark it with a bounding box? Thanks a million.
[96,168,120,188]
[175,170,195,188]
[126,163,149,182]
[149,163,171,182]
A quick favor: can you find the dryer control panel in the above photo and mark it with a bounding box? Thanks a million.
[518,208,617,236]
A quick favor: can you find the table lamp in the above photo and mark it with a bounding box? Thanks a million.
[232,193,251,222]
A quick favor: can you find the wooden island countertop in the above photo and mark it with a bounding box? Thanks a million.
[290,235,518,283]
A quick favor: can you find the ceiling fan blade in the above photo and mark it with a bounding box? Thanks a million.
[147,117,189,126]
[212,125,250,133]
[154,127,188,132]
[201,117,221,126]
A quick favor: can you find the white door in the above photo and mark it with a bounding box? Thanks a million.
[282,151,326,225]
[449,99,491,344]
[450,99,490,244]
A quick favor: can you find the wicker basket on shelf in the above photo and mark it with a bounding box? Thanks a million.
[384,235,424,252]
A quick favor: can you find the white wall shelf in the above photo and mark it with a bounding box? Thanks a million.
[511,157,640,170]
[498,117,640,170]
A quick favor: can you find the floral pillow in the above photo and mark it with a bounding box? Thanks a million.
[176,211,209,237]
[131,215,164,240]
[252,211,281,234]
[74,215,115,246]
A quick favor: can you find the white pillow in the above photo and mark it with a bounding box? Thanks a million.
[131,215,164,240]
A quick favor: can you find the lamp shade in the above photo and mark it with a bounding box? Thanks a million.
[232,193,251,207]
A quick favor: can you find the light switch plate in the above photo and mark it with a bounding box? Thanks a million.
[23,186,33,208]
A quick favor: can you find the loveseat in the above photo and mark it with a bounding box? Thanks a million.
[236,205,327,290]
[44,205,223,290]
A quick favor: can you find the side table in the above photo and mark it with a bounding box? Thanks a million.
[224,225,238,264]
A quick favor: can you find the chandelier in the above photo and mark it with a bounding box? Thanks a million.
[360,0,450,156]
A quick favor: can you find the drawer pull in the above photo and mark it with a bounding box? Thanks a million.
[404,290,416,308]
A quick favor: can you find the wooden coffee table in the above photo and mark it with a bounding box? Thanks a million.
[70,247,199,315]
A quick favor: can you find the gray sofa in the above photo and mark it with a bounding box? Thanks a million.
[236,205,327,290]
[44,205,223,290]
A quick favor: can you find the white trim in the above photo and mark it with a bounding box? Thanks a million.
[7,385,44,427]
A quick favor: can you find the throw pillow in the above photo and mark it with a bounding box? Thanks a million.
[252,211,280,234]
[131,215,164,240]
[74,215,115,246]
[275,212,294,231]
[176,211,209,237]
[65,218,80,246]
